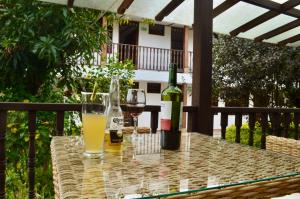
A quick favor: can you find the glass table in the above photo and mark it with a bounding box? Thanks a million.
[51,133,300,199]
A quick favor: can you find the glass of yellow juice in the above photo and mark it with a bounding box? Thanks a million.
[81,92,108,158]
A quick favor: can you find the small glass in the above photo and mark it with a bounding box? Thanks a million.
[81,92,108,158]
[126,89,146,140]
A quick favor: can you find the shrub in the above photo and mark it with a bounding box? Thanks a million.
[225,121,298,148]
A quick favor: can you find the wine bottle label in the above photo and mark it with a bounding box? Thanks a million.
[109,117,123,143]
[161,101,172,131]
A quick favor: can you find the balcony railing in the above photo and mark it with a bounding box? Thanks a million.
[91,43,193,72]
[212,107,300,149]
[1,102,299,198]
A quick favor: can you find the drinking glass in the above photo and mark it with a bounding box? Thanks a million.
[81,92,108,158]
[126,89,146,140]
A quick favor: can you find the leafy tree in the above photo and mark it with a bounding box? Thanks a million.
[0,0,107,96]
[213,34,300,107]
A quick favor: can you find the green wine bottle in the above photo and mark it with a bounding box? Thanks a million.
[160,64,183,150]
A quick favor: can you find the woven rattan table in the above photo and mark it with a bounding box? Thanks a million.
[51,133,300,199]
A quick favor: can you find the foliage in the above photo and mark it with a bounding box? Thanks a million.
[226,122,264,148]
[1,79,68,198]
[66,57,135,103]
[213,34,300,107]
[226,121,298,148]
[0,0,108,95]
[1,56,134,198]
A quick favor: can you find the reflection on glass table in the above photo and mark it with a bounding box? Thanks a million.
[51,132,300,199]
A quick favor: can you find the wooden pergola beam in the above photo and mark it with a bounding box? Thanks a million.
[231,0,300,36]
[155,0,185,21]
[230,11,277,36]
[278,34,300,45]
[67,0,74,8]
[255,19,300,42]
[241,0,300,18]
[117,0,134,14]
[213,0,240,18]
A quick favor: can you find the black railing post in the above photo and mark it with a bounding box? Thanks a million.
[271,113,281,136]
[295,113,300,140]
[150,111,158,133]
[235,113,242,143]
[248,113,256,146]
[283,113,291,138]
[0,111,7,199]
[56,111,64,136]
[221,113,228,139]
[261,113,268,149]
[28,111,36,199]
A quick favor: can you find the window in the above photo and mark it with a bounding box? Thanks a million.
[147,83,161,93]
[132,82,139,89]
[149,24,165,36]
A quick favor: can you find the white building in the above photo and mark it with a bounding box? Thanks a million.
[104,20,231,130]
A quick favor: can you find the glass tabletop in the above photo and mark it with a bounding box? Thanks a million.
[51,133,300,199]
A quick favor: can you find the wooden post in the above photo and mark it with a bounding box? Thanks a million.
[183,26,189,73]
[182,26,189,129]
[191,0,213,135]
[182,84,188,129]
[101,17,108,63]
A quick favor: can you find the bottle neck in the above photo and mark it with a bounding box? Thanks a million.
[109,76,120,107]
[168,64,177,87]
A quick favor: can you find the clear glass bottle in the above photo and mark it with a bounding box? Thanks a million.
[105,76,124,152]
[160,64,183,150]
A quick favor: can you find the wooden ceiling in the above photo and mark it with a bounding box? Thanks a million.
[67,0,300,46]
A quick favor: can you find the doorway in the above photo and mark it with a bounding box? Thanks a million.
[171,27,184,71]
[119,21,139,65]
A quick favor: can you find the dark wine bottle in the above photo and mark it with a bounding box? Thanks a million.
[160,64,183,150]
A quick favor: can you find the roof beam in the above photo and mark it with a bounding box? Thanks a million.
[117,0,134,14]
[155,0,185,21]
[230,11,277,36]
[255,19,300,42]
[213,0,240,18]
[241,0,281,11]
[241,0,300,18]
[278,34,300,45]
[231,0,300,36]
[67,0,74,8]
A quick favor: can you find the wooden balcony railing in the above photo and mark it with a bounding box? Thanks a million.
[212,107,300,149]
[90,43,194,72]
[1,102,300,198]
[0,102,197,198]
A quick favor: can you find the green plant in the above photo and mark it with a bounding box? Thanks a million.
[68,57,135,103]
[213,34,300,108]
[225,121,298,148]
[0,0,108,95]
[225,122,264,148]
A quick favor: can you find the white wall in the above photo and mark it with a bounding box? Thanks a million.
[137,81,168,129]
[138,24,172,69]
[138,24,171,49]
[112,22,249,131]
